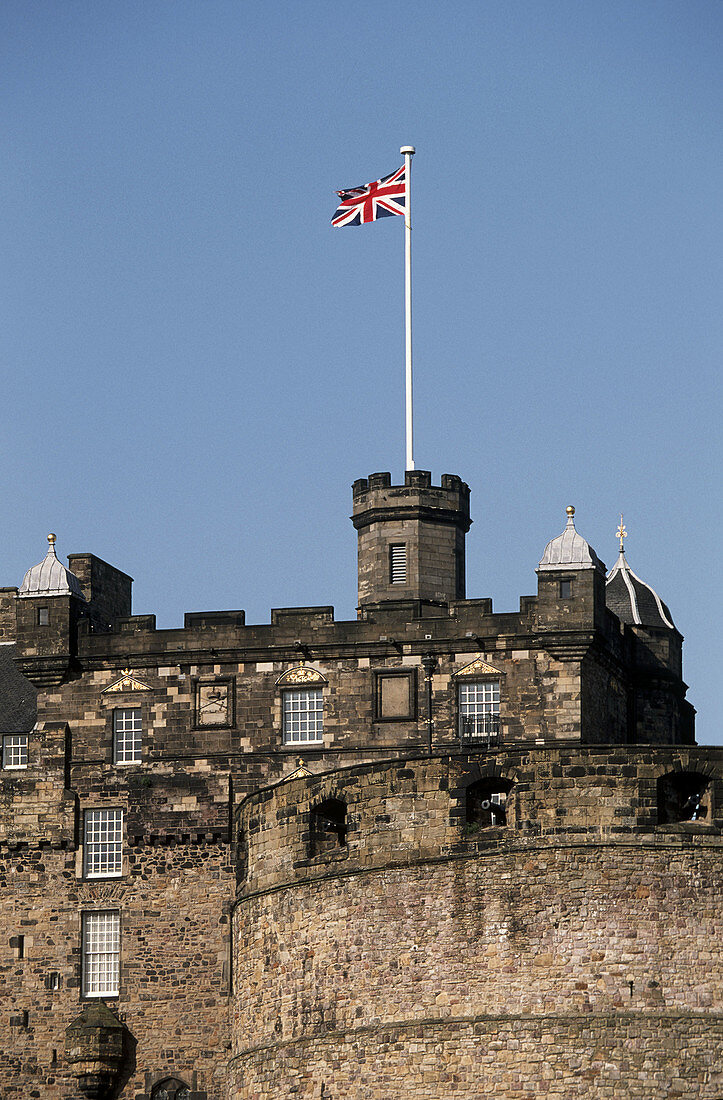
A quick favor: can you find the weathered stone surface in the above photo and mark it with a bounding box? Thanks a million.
[0,473,714,1096]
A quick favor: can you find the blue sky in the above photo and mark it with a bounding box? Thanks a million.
[1,1,720,742]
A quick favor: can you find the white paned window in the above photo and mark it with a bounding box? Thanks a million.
[282,689,323,744]
[3,734,28,769]
[84,809,123,878]
[113,708,142,764]
[458,681,500,742]
[390,544,407,585]
[82,911,120,997]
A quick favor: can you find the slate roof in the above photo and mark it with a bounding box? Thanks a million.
[0,644,37,734]
[606,551,675,630]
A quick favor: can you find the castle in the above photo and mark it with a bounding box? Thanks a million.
[1,470,720,1098]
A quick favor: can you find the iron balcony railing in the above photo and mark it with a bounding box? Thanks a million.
[459,713,500,745]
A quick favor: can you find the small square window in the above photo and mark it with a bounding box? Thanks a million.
[82,910,120,997]
[282,689,323,744]
[37,607,49,626]
[389,544,407,585]
[559,579,573,598]
[113,709,142,764]
[84,809,123,878]
[3,734,28,769]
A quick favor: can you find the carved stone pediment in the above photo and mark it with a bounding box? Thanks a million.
[102,668,152,694]
[276,663,327,687]
[455,656,503,678]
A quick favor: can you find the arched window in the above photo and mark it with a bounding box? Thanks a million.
[310,798,347,856]
[657,772,711,824]
[465,778,512,830]
[151,1079,190,1100]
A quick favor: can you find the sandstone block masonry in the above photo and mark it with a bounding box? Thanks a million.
[0,472,712,1097]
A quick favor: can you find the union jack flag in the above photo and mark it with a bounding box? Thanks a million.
[331,165,406,227]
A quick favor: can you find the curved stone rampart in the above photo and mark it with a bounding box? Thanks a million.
[230,748,723,1099]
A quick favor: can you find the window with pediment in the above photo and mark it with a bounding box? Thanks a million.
[455,658,503,745]
[276,665,326,746]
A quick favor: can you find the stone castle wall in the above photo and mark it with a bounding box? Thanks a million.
[231,750,723,1099]
[1,830,232,1098]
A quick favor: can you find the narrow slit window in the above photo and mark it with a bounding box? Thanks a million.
[37,606,49,626]
[390,544,407,585]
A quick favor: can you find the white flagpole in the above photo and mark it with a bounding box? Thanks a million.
[400,145,415,471]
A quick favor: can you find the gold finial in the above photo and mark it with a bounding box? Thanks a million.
[566,505,575,517]
[616,514,627,553]
[47,533,56,545]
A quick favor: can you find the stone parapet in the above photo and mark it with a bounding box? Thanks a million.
[232,748,723,1099]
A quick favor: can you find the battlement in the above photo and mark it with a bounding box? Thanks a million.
[237,747,723,897]
[352,471,471,607]
[352,469,469,499]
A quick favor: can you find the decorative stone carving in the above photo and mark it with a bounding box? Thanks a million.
[102,668,152,693]
[276,663,327,686]
[454,656,503,677]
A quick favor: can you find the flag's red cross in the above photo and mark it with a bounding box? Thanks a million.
[331,165,406,227]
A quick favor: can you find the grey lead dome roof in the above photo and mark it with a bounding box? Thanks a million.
[606,551,675,630]
[538,508,604,572]
[18,535,85,600]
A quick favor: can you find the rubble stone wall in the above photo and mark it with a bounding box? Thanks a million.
[231,750,723,1099]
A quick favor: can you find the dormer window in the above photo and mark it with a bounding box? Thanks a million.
[389,544,407,585]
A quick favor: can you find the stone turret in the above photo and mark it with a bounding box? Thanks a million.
[351,470,471,610]
[15,534,87,686]
[535,506,607,633]
[65,1003,129,1099]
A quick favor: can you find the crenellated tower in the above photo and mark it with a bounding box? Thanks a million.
[351,470,471,610]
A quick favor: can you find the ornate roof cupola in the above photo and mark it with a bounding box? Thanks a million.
[15,534,86,687]
[605,516,675,630]
[535,506,607,633]
[538,506,605,573]
[18,533,85,601]
[605,517,692,744]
